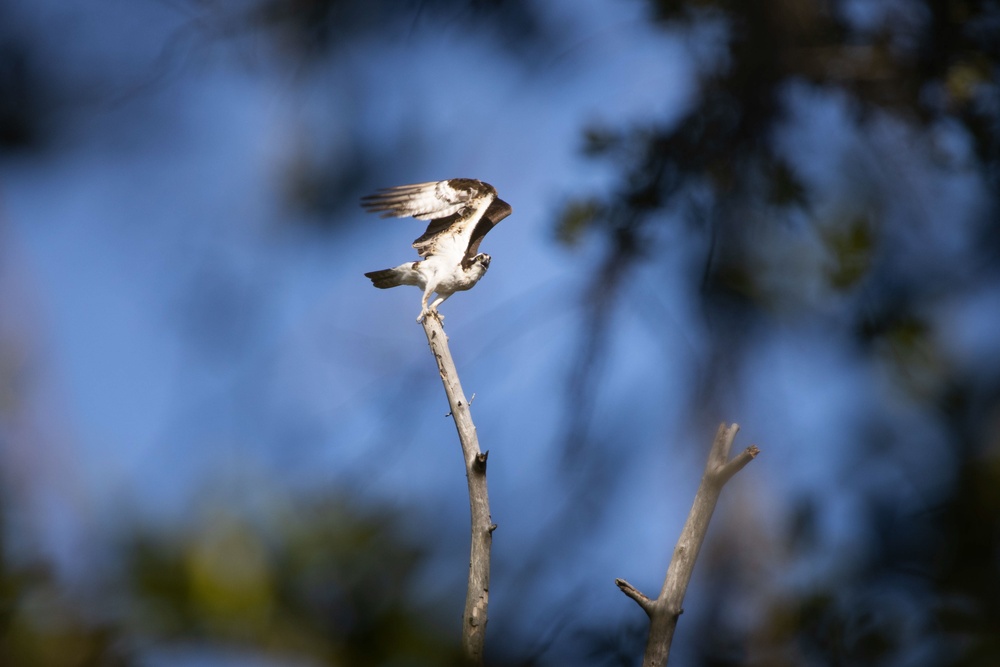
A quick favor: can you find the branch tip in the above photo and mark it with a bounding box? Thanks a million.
[488,523,497,533]
[709,422,740,465]
[715,443,760,484]
[615,578,654,615]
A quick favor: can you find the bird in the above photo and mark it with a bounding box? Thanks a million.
[361,178,512,322]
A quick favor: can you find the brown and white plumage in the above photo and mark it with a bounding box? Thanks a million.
[362,179,512,321]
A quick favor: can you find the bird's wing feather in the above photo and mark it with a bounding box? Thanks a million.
[360,179,502,261]
[463,198,512,266]
[360,179,485,221]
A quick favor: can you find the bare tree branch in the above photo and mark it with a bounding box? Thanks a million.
[615,578,655,616]
[618,422,760,667]
[421,312,494,666]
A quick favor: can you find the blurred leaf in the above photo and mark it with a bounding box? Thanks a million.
[0,39,45,152]
[767,158,808,207]
[187,517,274,636]
[821,214,874,291]
[556,199,602,247]
[582,126,624,157]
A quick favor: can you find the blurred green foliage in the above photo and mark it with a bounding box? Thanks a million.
[0,496,468,666]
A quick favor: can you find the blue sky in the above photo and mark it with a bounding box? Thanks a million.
[2,0,686,537]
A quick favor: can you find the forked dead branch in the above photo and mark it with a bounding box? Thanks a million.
[616,423,760,667]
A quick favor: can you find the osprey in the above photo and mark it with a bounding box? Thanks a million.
[362,178,512,322]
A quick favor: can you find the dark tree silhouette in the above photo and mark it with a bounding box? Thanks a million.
[563,0,1000,664]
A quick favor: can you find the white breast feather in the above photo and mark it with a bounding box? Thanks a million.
[430,194,494,261]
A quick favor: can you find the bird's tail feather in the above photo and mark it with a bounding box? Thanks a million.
[364,268,402,289]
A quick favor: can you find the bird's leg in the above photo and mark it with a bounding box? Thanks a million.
[426,294,449,322]
[418,287,435,323]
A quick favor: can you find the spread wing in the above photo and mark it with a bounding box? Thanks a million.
[463,198,512,266]
[360,179,510,263]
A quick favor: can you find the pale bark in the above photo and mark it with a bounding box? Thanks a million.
[421,312,495,666]
[616,423,759,667]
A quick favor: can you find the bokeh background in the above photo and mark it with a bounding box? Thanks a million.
[1,0,999,665]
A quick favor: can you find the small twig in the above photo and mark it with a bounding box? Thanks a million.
[615,578,655,616]
[447,394,477,417]
[420,311,494,666]
[617,423,760,667]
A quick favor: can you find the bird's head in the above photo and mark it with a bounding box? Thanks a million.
[460,253,491,283]
[462,252,491,281]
